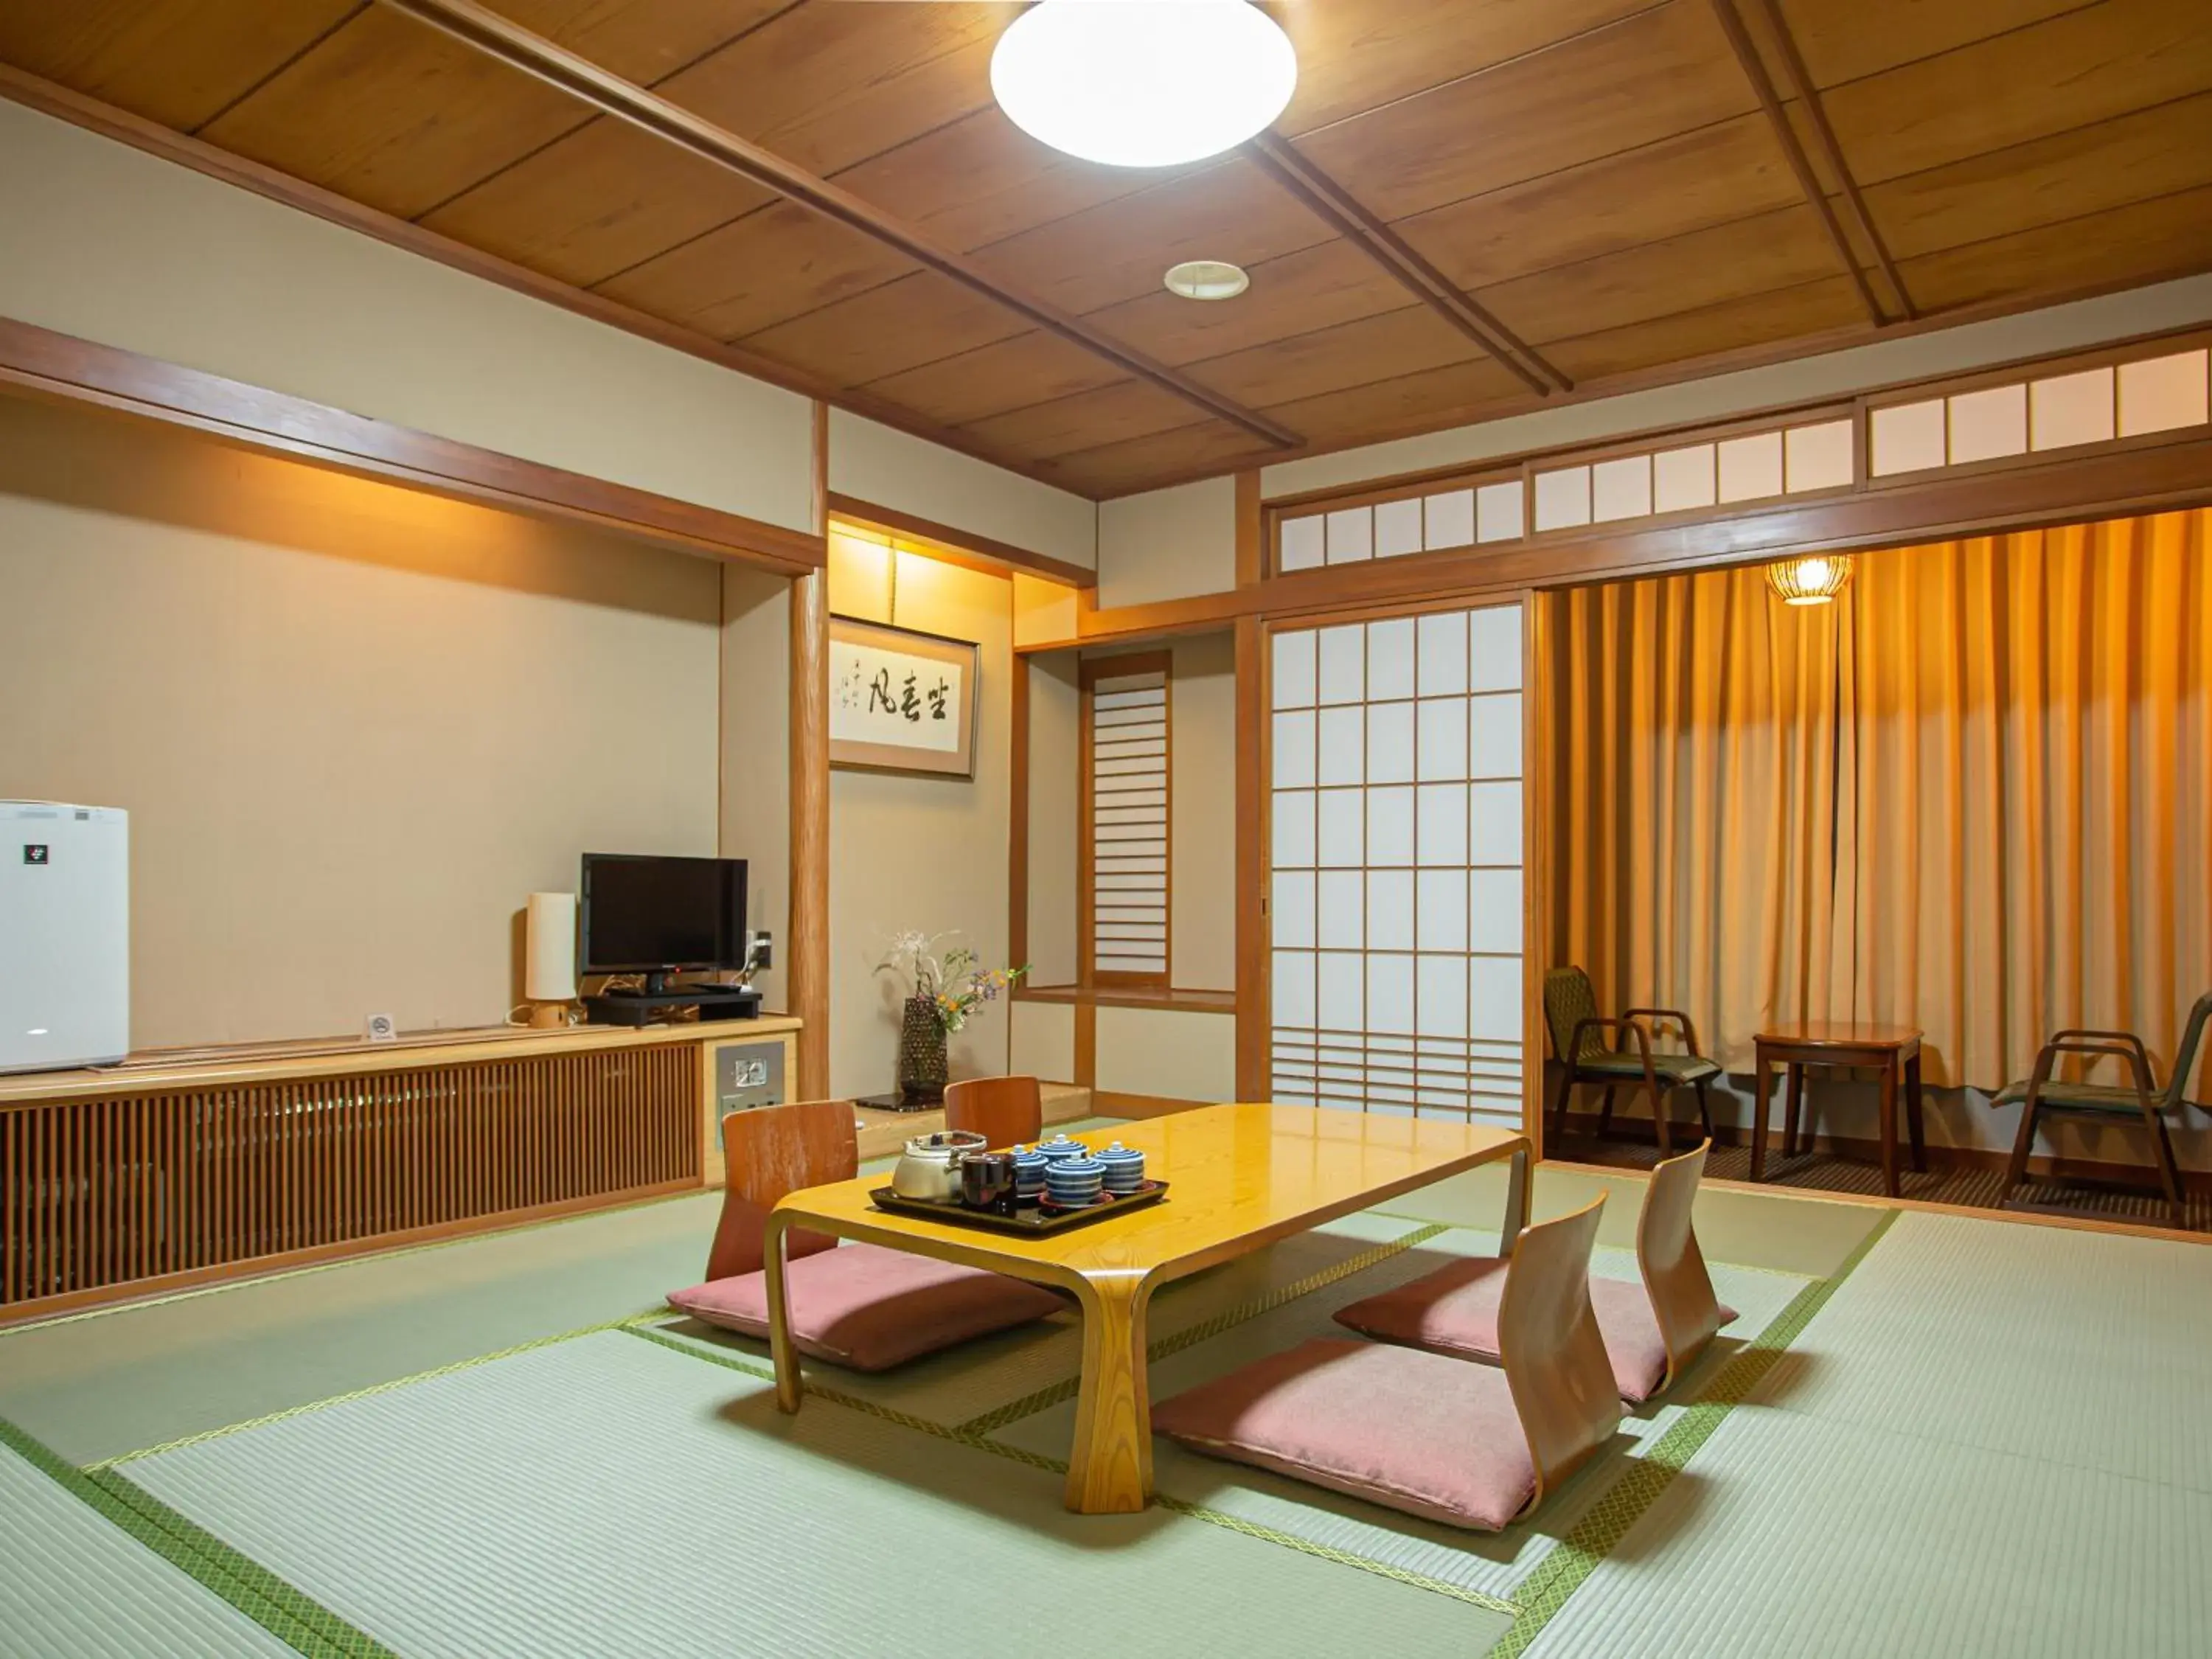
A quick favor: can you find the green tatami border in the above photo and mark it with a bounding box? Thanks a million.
[90,1304,671,1470]
[0,1411,398,1659]
[1484,1206,1902,1658]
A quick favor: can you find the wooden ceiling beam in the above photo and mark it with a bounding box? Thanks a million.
[1740,0,1916,321]
[1708,0,1891,327]
[375,0,1302,449]
[1245,131,1569,396]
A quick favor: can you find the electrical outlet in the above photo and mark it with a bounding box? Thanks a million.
[751,930,773,971]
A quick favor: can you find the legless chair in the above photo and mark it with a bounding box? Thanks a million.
[1335,1141,1736,1403]
[1151,1200,1621,1532]
[664,1099,1060,1371]
[943,1074,1043,1148]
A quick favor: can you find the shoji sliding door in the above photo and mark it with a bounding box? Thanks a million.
[1267,604,1525,1125]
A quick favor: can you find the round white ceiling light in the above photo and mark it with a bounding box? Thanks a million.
[1164,260,1250,300]
[991,1,1299,170]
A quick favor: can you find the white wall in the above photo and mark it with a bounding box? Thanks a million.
[719,566,792,1015]
[829,409,1097,571]
[1168,633,1236,992]
[1096,475,1238,608]
[0,100,815,529]
[1265,274,2212,498]
[0,397,721,1049]
[824,546,1016,1099]
[1026,655,1081,987]
[1009,1000,1077,1085]
[1096,1007,1236,1102]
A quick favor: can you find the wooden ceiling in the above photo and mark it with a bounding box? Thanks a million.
[3,0,2208,498]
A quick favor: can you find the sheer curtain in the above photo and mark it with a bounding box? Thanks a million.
[1543,509,2212,1095]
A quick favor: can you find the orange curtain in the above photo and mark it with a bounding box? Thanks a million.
[1543,509,2212,1094]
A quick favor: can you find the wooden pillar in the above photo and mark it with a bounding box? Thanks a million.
[790,403,832,1099]
[1233,471,1268,1101]
[1234,643,1268,1102]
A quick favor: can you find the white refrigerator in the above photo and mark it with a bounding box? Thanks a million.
[0,802,130,1073]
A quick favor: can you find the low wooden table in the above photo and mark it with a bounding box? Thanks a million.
[763,1103,1531,1514]
[1752,1022,1927,1195]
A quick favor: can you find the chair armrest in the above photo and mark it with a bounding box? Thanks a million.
[1623,1006,1701,1056]
[2048,1029,2152,1070]
[2028,1037,2157,1101]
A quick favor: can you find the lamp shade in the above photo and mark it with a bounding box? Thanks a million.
[1765,553,1854,605]
[991,1,1298,169]
[524,891,577,1002]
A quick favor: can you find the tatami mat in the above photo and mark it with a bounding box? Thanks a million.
[1747,1209,2212,1492]
[990,1229,1809,1600]
[0,1189,720,1466]
[0,1442,297,1659]
[1520,1407,2212,1658]
[128,1331,1513,1659]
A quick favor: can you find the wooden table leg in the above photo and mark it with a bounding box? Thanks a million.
[763,1211,801,1413]
[1782,1063,1805,1158]
[1498,1147,1531,1253]
[1750,1048,1772,1181]
[1878,1060,1900,1197]
[1066,1276,1154,1514]
[1905,1051,1928,1172]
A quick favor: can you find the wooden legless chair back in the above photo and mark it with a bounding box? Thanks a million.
[1638,1139,1726,1392]
[942,1075,1044,1149]
[703,1099,858,1282]
[1497,1197,1624,1510]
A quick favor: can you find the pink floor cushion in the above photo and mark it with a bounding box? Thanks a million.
[1151,1337,1539,1531]
[1334,1259,1736,1404]
[665,1243,1062,1372]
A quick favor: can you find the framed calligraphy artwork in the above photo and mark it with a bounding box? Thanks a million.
[827,616,980,779]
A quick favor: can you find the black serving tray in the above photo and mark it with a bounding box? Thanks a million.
[868,1180,1168,1235]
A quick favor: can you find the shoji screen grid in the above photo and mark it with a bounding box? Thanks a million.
[1269,605,1525,1127]
[1868,345,2211,478]
[1085,657,1171,984]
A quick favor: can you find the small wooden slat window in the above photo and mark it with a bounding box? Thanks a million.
[1082,652,1172,987]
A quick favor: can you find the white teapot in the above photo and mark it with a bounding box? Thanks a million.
[891,1130,987,1201]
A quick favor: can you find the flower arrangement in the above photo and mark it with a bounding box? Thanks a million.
[876,931,1029,1034]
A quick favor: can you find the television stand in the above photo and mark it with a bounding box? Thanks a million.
[585,985,762,1026]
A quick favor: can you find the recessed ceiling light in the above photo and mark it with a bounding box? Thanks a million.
[1164,260,1250,301]
[992,1,1298,170]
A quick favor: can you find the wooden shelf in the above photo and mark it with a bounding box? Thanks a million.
[1014,984,1238,1014]
[0,1015,803,1107]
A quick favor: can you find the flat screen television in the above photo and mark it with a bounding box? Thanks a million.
[577,853,747,990]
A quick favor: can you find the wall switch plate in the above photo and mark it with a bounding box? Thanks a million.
[366,1013,397,1042]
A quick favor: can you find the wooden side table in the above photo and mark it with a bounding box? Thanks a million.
[1752,1022,1927,1196]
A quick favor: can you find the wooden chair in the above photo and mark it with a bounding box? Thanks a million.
[942,1074,1043,1148]
[1152,1200,1622,1532]
[1335,1141,1735,1402]
[1543,967,1717,1155]
[1993,990,2212,1229]
[668,1100,1060,1371]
